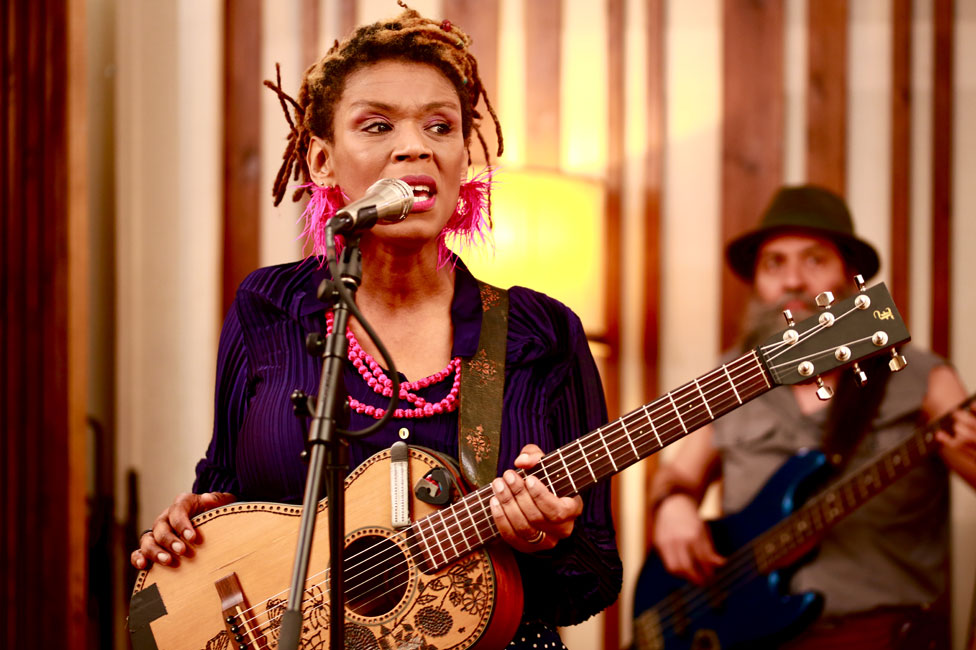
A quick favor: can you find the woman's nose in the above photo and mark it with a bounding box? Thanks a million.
[393,125,432,161]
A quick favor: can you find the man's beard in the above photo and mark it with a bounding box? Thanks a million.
[737,291,823,352]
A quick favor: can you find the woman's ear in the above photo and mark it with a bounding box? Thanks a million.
[307,136,335,187]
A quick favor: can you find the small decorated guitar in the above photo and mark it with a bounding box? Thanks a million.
[129,282,909,650]
[632,392,976,650]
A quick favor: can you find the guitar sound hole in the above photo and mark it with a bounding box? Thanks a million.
[343,535,409,618]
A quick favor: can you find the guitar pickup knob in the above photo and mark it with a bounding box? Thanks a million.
[889,348,908,372]
[815,376,833,400]
[852,362,868,386]
[815,291,835,308]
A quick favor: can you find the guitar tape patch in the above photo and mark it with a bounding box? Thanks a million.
[129,583,167,650]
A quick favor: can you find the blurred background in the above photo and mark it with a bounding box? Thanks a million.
[4,0,976,648]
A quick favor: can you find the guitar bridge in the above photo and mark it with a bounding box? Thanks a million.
[215,573,269,649]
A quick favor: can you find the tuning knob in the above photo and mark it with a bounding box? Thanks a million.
[816,291,835,308]
[783,309,796,327]
[815,376,834,400]
[889,348,908,372]
[854,274,866,292]
[852,362,868,386]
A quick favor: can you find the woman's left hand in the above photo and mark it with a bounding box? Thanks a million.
[489,444,583,553]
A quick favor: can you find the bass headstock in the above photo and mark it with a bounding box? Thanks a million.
[757,279,911,393]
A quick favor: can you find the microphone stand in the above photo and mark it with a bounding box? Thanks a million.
[276,233,361,650]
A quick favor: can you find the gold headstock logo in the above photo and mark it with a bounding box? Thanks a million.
[873,307,894,321]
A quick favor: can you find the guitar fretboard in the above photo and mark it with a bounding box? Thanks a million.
[753,397,973,573]
[408,352,772,571]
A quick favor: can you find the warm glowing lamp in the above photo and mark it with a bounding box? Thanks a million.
[452,168,607,337]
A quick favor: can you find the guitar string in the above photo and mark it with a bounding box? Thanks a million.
[222,308,880,635]
[226,357,772,634]
[643,413,940,640]
[228,338,858,636]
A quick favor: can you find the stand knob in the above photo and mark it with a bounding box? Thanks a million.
[306,332,326,357]
[290,390,315,417]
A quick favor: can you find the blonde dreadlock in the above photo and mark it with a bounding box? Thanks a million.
[264,2,504,207]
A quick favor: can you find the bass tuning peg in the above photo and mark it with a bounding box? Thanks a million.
[889,348,908,372]
[815,376,834,401]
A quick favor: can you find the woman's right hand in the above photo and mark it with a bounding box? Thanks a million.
[130,491,236,570]
[651,493,725,585]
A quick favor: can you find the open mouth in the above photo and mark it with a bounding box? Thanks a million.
[400,175,438,211]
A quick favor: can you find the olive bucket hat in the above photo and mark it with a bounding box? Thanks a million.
[725,185,880,282]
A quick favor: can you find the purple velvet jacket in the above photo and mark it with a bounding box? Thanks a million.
[192,258,622,628]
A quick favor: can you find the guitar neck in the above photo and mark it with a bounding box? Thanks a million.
[754,395,975,573]
[409,351,773,570]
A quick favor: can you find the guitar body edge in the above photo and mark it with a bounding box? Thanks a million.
[129,447,523,650]
[633,450,831,650]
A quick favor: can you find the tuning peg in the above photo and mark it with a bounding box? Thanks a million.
[815,376,834,400]
[783,309,796,327]
[889,348,908,372]
[852,362,868,386]
[854,274,866,292]
[816,291,835,308]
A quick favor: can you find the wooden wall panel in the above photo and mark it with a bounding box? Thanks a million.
[445,0,502,165]
[720,0,784,351]
[2,0,87,646]
[222,0,262,316]
[642,0,665,546]
[890,0,912,325]
[931,0,953,358]
[524,0,562,168]
[806,0,848,196]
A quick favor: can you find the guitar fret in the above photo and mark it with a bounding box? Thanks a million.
[642,404,663,449]
[722,363,743,404]
[694,378,714,419]
[621,417,642,461]
[578,438,597,483]
[559,451,578,494]
[420,517,446,567]
[667,391,688,434]
[600,432,619,472]
[461,494,484,545]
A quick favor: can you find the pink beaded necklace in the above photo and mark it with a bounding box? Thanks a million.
[326,311,461,420]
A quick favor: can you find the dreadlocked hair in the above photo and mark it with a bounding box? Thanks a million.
[264,1,504,206]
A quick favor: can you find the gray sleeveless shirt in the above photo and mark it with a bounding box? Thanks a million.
[712,344,948,615]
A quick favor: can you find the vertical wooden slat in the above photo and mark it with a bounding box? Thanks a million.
[720,0,784,351]
[642,0,665,546]
[301,0,320,67]
[445,0,501,165]
[222,0,262,316]
[931,0,953,358]
[338,0,357,38]
[2,0,87,646]
[806,0,848,195]
[604,0,625,645]
[524,0,562,168]
[890,0,912,325]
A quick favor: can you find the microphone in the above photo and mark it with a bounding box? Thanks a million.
[330,178,414,234]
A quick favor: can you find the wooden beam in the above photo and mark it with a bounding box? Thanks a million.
[890,0,912,325]
[524,0,562,168]
[931,0,953,358]
[806,0,848,195]
[222,0,262,316]
[720,0,784,351]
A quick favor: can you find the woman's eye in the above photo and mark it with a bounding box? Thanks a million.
[363,121,392,133]
[429,122,453,135]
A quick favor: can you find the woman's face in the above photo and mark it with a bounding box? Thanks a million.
[308,60,467,246]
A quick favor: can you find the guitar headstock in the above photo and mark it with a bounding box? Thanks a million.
[757,281,910,389]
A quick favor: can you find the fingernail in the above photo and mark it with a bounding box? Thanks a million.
[526,476,537,488]
[494,480,505,494]
[504,472,515,485]
[157,552,171,564]
[490,497,500,509]
[172,541,184,554]
[517,453,529,464]
[183,528,194,541]
[136,557,145,569]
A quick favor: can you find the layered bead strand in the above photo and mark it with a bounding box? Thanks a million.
[326,311,461,419]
